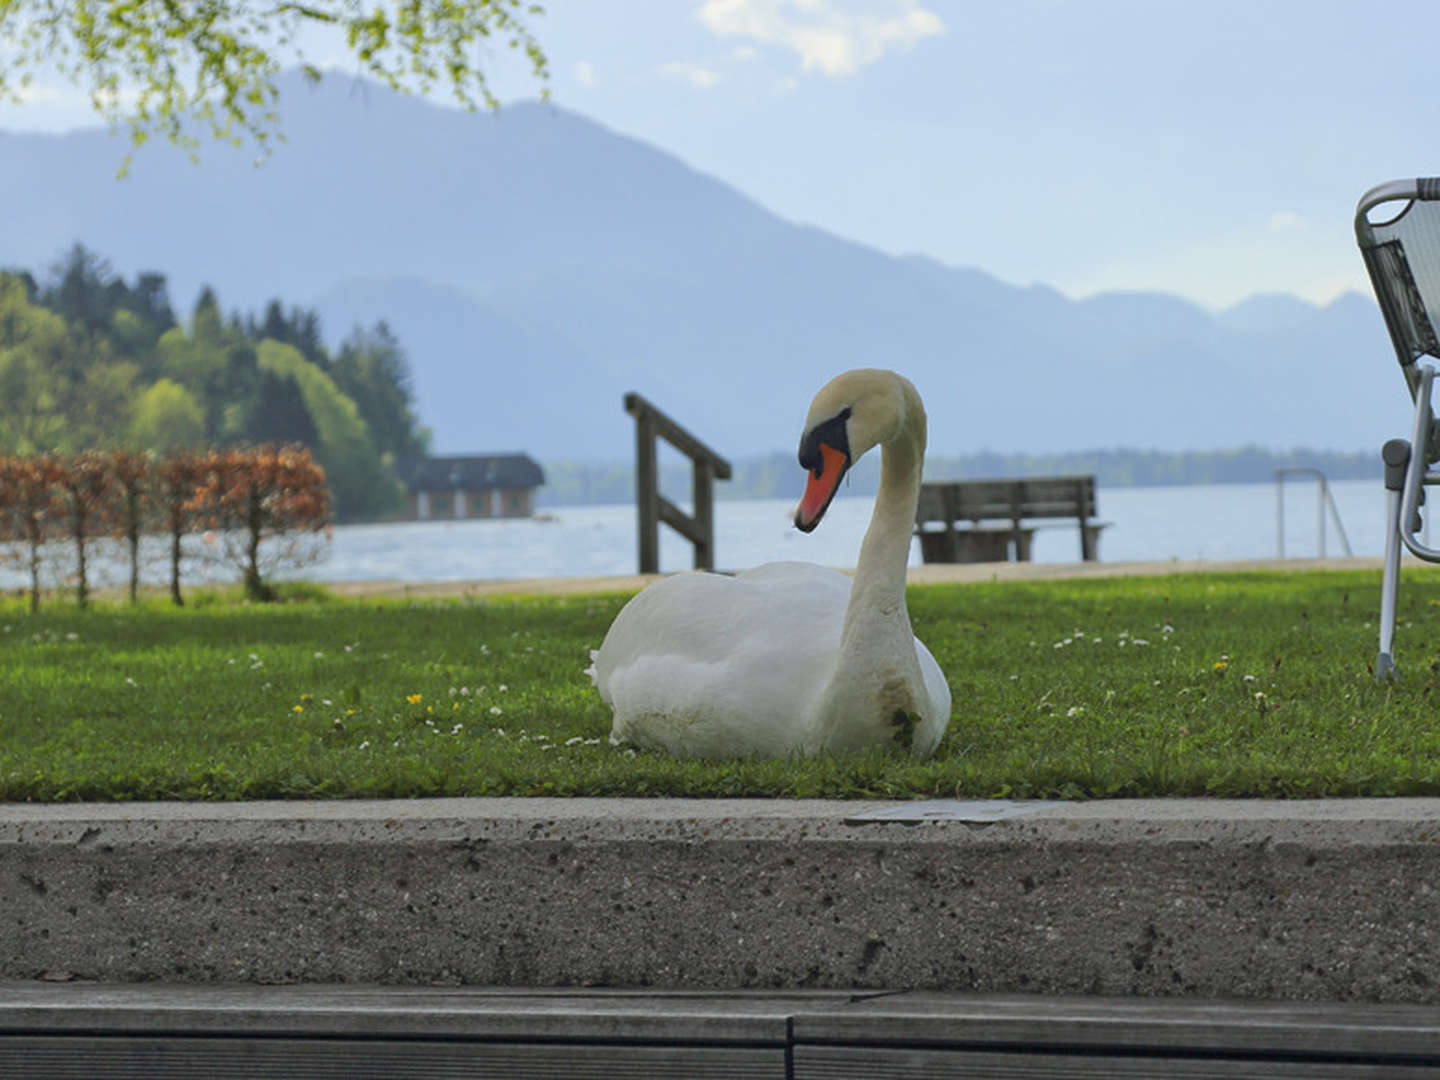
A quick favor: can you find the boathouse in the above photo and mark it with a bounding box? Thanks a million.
[393,454,545,521]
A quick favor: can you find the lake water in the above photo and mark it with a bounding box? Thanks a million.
[0,476,1394,592]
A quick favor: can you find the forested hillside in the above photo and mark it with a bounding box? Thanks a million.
[0,245,429,520]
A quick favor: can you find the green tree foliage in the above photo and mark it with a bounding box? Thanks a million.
[333,321,429,459]
[0,275,71,453]
[2,247,431,521]
[243,369,320,445]
[256,339,399,519]
[0,0,548,166]
[129,378,207,451]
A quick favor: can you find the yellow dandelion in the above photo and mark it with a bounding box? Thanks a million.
[292,704,304,713]
[1213,661,1228,673]
[406,693,422,705]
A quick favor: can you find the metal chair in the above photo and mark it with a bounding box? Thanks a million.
[1356,178,1440,677]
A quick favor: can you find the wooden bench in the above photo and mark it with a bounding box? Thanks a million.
[915,475,1106,563]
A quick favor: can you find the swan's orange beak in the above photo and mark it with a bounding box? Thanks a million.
[794,443,849,532]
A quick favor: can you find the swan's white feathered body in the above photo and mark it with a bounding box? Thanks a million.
[589,370,952,758]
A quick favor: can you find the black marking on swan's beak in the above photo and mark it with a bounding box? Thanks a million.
[794,408,852,532]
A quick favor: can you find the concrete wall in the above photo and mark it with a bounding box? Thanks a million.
[3,798,1438,1002]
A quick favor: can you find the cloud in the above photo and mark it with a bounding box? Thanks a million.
[697,0,944,77]
[574,60,597,88]
[659,61,723,89]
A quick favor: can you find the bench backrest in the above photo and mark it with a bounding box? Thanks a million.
[917,476,1097,525]
[1357,179,1440,375]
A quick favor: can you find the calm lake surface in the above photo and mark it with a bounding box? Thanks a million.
[3,477,1390,592]
[310,477,1382,582]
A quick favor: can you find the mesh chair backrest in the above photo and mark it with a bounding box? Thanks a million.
[1360,185,1440,366]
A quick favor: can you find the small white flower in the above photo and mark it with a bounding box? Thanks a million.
[125,676,136,686]
[313,651,324,659]
[1162,624,1175,634]
[1243,674,1257,683]
[490,706,503,716]
[65,632,79,642]
[322,699,332,706]
[460,686,471,697]
[358,740,370,750]
[1133,639,1149,647]
[1066,706,1084,718]
[249,653,259,661]
[498,683,508,692]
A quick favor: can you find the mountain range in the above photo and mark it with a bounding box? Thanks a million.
[0,71,1402,464]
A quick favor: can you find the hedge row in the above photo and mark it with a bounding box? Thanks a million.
[0,445,329,609]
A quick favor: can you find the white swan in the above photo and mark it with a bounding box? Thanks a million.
[588,369,951,758]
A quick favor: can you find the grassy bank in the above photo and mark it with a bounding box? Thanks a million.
[3,568,1440,801]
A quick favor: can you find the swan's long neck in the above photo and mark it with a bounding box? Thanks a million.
[807,374,932,753]
[842,427,923,643]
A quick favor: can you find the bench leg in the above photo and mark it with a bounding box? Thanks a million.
[1378,440,1410,680]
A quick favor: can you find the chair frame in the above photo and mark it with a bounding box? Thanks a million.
[1356,178,1440,677]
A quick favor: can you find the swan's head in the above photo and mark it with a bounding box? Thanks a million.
[794,369,921,532]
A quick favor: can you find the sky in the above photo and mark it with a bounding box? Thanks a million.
[4,0,1440,311]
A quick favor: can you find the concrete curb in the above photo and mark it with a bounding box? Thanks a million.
[4,797,1440,1002]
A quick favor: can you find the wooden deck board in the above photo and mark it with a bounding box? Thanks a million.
[3,984,1439,1077]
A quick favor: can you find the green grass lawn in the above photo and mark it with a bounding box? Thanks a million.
[4,567,1440,802]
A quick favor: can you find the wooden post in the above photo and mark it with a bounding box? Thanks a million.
[635,408,659,574]
[693,458,714,570]
[625,393,732,575]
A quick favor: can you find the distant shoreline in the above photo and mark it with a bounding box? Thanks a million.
[535,445,1379,507]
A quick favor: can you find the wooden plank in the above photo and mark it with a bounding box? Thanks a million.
[4,1037,781,1080]
[0,983,815,1043]
[624,393,732,478]
[657,494,704,546]
[915,477,1097,526]
[792,993,1440,1062]
[797,1046,1425,1078]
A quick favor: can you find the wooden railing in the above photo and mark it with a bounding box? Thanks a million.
[624,392,732,573]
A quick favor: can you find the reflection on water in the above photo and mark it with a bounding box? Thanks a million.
[0,478,1393,590]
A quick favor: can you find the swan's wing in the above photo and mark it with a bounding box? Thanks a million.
[592,564,851,756]
[911,635,953,757]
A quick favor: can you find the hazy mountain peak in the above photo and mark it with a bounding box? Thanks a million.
[0,70,1393,459]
